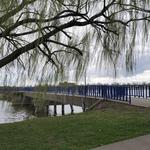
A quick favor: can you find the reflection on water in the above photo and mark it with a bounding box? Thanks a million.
[49,105,83,116]
[0,100,83,124]
[0,100,33,124]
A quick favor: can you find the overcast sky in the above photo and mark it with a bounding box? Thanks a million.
[83,44,150,84]
[6,44,150,86]
[1,40,149,86]
[1,23,150,86]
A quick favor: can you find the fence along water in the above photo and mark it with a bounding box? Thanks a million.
[47,85,131,104]
[2,85,150,104]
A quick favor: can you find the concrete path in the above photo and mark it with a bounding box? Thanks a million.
[92,134,150,150]
[131,97,150,107]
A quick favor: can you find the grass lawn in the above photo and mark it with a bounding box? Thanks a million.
[0,101,150,150]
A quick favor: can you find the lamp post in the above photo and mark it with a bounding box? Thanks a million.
[83,69,87,112]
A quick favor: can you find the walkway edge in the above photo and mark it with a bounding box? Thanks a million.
[91,134,150,150]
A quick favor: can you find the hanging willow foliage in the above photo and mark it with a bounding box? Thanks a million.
[0,0,150,85]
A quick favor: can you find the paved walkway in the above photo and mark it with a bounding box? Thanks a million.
[131,97,150,107]
[92,134,150,150]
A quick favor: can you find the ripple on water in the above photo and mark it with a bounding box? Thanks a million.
[0,100,33,124]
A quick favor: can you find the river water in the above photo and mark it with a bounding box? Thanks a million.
[49,105,83,116]
[0,100,83,124]
[0,100,33,124]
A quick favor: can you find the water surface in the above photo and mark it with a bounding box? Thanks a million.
[49,104,83,116]
[0,100,33,124]
[0,100,83,124]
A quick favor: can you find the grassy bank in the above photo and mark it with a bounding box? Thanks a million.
[1,101,150,150]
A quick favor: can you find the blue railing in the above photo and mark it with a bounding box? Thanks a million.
[2,84,150,104]
[47,85,131,103]
[129,85,150,98]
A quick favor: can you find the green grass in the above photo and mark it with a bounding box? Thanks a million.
[1,101,150,150]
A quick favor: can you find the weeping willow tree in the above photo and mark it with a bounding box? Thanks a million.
[0,0,150,85]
